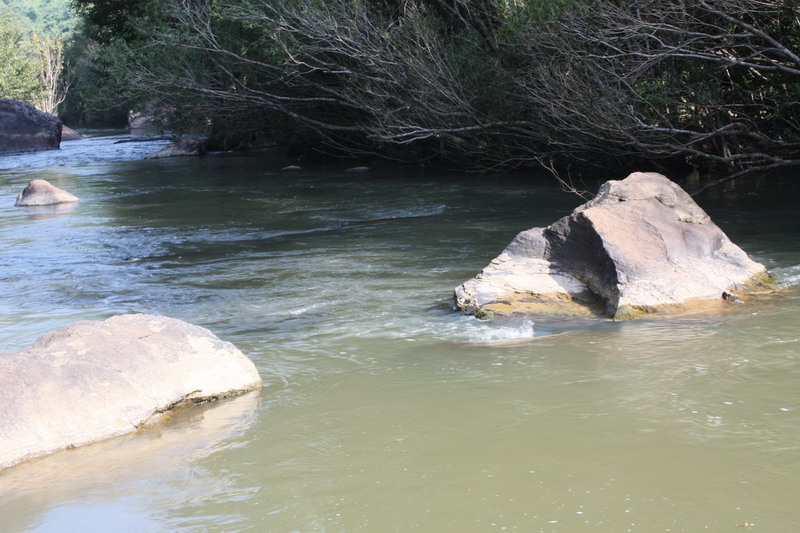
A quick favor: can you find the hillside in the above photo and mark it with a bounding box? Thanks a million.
[1,0,77,36]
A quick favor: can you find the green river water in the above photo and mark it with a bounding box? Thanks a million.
[0,133,798,532]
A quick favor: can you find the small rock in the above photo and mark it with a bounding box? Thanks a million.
[722,291,744,304]
[15,179,79,207]
[145,139,206,159]
[281,165,303,171]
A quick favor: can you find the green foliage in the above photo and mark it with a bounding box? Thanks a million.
[496,0,583,29]
[64,0,800,180]
[59,30,131,125]
[0,5,45,103]
[0,2,73,114]
[0,0,78,36]
[60,0,165,124]
[69,0,155,43]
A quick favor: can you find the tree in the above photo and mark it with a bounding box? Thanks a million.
[0,0,78,36]
[69,0,153,43]
[33,34,68,115]
[0,7,44,103]
[504,0,800,189]
[1,4,72,115]
[73,0,800,189]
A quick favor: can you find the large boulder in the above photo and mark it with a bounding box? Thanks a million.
[455,172,768,320]
[0,98,62,153]
[15,179,79,206]
[0,314,262,470]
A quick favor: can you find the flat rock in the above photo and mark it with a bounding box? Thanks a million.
[15,179,79,206]
[0,98,62,153]
[0,314,262,470]
[455,172,768,320]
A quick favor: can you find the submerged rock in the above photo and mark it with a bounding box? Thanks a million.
[455,172,768,320]
[15,179,79,206]
[345,166,370,173]
[0,314,262,470]
[0,98,62,153]
[145,138,207,159]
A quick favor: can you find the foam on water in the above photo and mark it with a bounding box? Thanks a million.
[464,318,536,343]
[0,133,171,176]
[425,316,538,343]
[774,264,800,287]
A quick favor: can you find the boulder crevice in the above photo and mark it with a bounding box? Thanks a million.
[455,172,768,320]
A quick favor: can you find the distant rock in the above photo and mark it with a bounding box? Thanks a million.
[455,172,769,320]
[0,98,62,153]
[128,110,155,131]
[61,125,84,141]
[127,101,168,133]
[345,166,370,173]
[145,139,207,159]
[15,179,79,206]
[0,314,262,470]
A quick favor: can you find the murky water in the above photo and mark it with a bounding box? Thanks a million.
[1,134,798,532]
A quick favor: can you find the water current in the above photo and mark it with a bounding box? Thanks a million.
[0,133,798,532]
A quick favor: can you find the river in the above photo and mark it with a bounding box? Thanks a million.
[1,133,798,532]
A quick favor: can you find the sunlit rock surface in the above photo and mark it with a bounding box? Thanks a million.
[14,179,79,206]
[455,172,768,320]
[0,314,262,470]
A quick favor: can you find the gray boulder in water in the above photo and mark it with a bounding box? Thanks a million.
[0,98,62,153]
[455,172,768,320]
[0,314,262,470]
[15,179,79,206]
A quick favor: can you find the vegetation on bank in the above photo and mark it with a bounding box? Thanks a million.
[0,2,71,114]
[4,0,800,188]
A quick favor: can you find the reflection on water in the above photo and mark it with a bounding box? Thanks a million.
[0,392,261,532]
[15,202,79,220]
[0,135,798,532]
